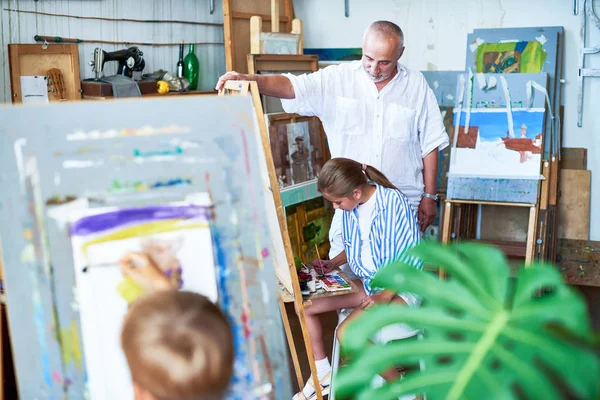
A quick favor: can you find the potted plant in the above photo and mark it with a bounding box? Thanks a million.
[335,241,600,400]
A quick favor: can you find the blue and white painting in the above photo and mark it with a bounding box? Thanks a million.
[450,108,544,178]
[449,72,548,180]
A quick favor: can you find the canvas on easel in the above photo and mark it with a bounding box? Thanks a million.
[447,72,549,204]
[0,93,292,399]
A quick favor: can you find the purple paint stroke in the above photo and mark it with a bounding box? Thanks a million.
[70,205,210,236]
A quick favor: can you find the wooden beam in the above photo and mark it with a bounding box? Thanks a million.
[278,298,303,389]
[446,199,535,207]
[473,240,527,258]
[231,11,290,22]
[525,206,538,265]
[271,0,280,32]
[222,0,234,71]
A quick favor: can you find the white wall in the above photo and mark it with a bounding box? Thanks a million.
[0,0,225,101]
[295,0,600,240]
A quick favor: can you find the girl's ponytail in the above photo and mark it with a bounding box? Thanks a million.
[363,164,398,191]
[318,157,398,197]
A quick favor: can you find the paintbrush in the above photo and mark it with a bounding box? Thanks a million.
[314,244,326,276]
[81,262,117,273]
[82,259,141,273]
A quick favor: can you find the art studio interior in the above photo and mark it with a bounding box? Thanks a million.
[0,0,599,399]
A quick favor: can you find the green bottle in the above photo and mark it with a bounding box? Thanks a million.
[184,43,200,90]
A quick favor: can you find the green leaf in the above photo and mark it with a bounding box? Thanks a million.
[407,242,503,311]
[335,242,600,400]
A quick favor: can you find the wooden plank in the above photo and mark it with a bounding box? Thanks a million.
[230,0,281,14]
[271,0,280,32]
[536,208,549,261]
[278,297,303,389]
[558,169,591,240]
[549,156,559,206]
[540,160,550,209]
[557,239,600,287]
[283,0,295,31]
[474,240,527,258]
[441,201,453,244]
[446,199,535,207]
[223,0,235,71]
[292,19,304,54]
[250,16,262,55]
[561,147,587,170]
[525,206,538,265]
[248,54,318,72]
[232,12,290,22]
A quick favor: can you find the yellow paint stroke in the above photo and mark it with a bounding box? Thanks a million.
[60,320,83,369]
[82,220,209,255]
[117,277,146,304]
[254,231,265,270]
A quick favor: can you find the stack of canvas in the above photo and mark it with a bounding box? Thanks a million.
[446,26,564,204]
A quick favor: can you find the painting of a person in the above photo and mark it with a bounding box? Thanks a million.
[290,135,311,184]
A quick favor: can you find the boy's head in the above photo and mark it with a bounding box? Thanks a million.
[121,290,234,400]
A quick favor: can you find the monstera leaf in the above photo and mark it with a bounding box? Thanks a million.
[335,241,600,400]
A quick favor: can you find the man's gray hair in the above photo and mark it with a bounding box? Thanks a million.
[363,20,405,48]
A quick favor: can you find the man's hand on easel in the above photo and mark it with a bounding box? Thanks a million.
[215,71,242,91]
[312,259,334,276]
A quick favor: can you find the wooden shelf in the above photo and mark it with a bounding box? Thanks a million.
[280,180,321,208]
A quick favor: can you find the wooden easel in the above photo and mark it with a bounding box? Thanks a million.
[441,199,539,264]
[219,80,325,399]
[249,0,303,56]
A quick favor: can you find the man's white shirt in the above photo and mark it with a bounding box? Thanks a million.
[281,60,449,210]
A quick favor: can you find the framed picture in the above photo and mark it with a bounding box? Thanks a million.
[266,113,330,189]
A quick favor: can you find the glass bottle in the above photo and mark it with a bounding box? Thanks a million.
[184,43,200,90]
[176,40,184,78]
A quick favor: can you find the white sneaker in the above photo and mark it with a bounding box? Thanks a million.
[292,371,331,400]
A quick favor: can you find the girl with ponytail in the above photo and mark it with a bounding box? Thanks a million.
[293,157,421,400]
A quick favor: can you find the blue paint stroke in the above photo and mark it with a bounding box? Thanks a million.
[108,178,192,193]
[30,271,53,388]
[70,205,209,236]
[133,146,183,157]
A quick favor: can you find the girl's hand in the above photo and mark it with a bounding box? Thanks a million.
[360,291,397,310]
[312,259,334,275]
[119,251,174,292]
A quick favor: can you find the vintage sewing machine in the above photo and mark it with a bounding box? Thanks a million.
[89,46,146,81]
[82,46,156,98]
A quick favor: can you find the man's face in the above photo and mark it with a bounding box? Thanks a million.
[361,30,404,83]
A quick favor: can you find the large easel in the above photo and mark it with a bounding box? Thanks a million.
[219,80,326,399]
[441,199,539,264]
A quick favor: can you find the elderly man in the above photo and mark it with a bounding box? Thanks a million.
[217,20,448,399]
[216,20,448,230]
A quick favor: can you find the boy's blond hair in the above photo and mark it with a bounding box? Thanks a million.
[121,290,234,400]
